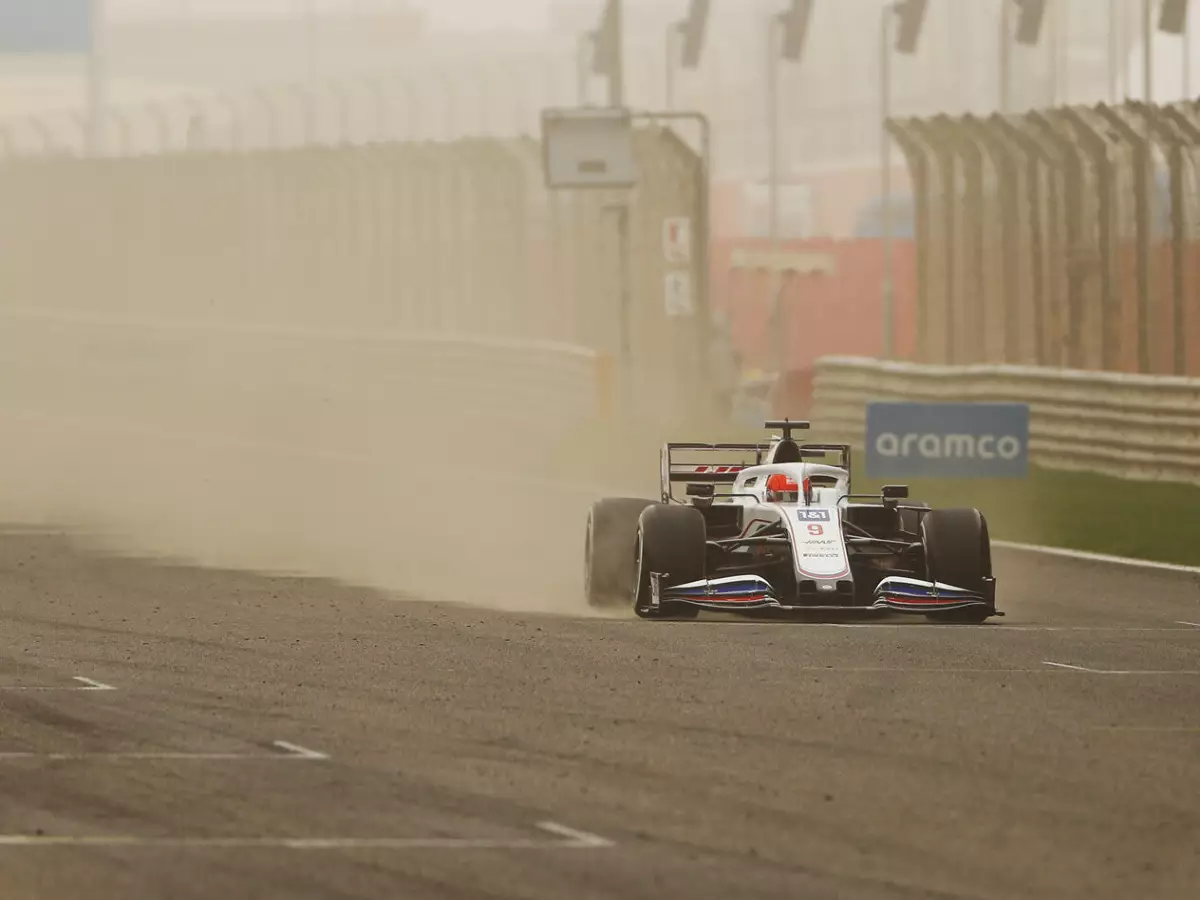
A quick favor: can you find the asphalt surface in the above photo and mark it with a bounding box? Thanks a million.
[0,530,1197,900]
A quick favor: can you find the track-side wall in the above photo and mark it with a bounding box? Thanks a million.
[811,356,1200,485]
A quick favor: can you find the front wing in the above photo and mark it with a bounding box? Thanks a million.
[656,575,780,610]
[871,576,997,615]
[652,573,996,616]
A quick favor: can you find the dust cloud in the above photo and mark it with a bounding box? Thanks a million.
[0,338,665,617]
[0,1,724,619]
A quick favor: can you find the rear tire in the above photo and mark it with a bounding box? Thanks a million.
[920,508,993,624]
[585,497,656,609]
[633,505,706,620]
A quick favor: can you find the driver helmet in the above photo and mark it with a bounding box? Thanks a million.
[765,473,800,503]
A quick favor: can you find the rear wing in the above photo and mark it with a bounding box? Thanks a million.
[800,444,853,474]
[660,443,768,502]
[660,440,855,502]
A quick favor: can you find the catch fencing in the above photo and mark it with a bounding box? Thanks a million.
[0,127,710,444]
[888,100,1200,378]
[811,356,1200,485]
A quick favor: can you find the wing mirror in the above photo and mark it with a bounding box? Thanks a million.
[881,484,909,508]
[686,483,715,507]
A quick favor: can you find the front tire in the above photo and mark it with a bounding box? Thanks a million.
[633,505,706,620]
[585,497,656,609]
[920,508,993,624]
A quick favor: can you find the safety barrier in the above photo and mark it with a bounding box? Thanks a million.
[0,308,603,467]
[810,356,1200,485]
[0,128,707,424]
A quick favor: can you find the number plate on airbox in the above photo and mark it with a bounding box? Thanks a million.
[795,509,831,522]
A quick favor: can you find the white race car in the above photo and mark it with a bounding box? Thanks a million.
[585,420,999,622]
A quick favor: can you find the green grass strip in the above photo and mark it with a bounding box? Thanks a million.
[855,465,1200,568]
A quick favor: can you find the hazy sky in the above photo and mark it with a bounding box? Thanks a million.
[113,0,557,31]
[411,0,551,32]
[108,1,686,33]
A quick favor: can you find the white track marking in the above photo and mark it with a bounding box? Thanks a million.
[535,821,615,848]
[72,677,117,691]
[1043,662,1106,673]
[1043,661,1200,675]
[0,742,329,762]
[271,741,329,760]
[994,540,1200,575]
[0,822,614,850]
[0,676,117,693]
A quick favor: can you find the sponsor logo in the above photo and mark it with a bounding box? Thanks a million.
[795,509,831,522]
[873,433,1023,461]
[865,402,1029,479]
[687,466,744,474]
[801,552,840,559]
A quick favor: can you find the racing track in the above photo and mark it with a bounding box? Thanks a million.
[0,531,1197,900]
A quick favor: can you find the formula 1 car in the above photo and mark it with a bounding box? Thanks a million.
[585,420,999,622]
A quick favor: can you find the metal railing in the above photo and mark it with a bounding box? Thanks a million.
[811,355,1200,485]
[889,100,1200,377]
[0,57,588,158]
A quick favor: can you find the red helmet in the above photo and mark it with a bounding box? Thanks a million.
[765,473,799,500]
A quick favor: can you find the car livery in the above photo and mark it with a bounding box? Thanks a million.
[585,420,1000,623]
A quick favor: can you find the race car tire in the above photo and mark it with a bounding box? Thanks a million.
[585,497,657,608]
[920,508,993,624]
[633,505,706,620]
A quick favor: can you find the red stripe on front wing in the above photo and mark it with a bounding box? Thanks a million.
[880,595,977,605]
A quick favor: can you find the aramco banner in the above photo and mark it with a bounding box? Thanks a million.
[866,402,1030,479]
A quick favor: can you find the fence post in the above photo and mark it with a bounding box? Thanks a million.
[908,117,957,365]
[1026,110,1085,368]
[1094,104,1153,374]
[991,113,1051,365]
[363,77,388,143]
[252,90,279,150]
[964,114,1020,363]
[933,114,987,364]
[887,118,932,363]
[1058,106,1118,371]
[1133,102,1185,376]
[395,76,421,141]
[327,82,352,144]
[1161,104,1200,376]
